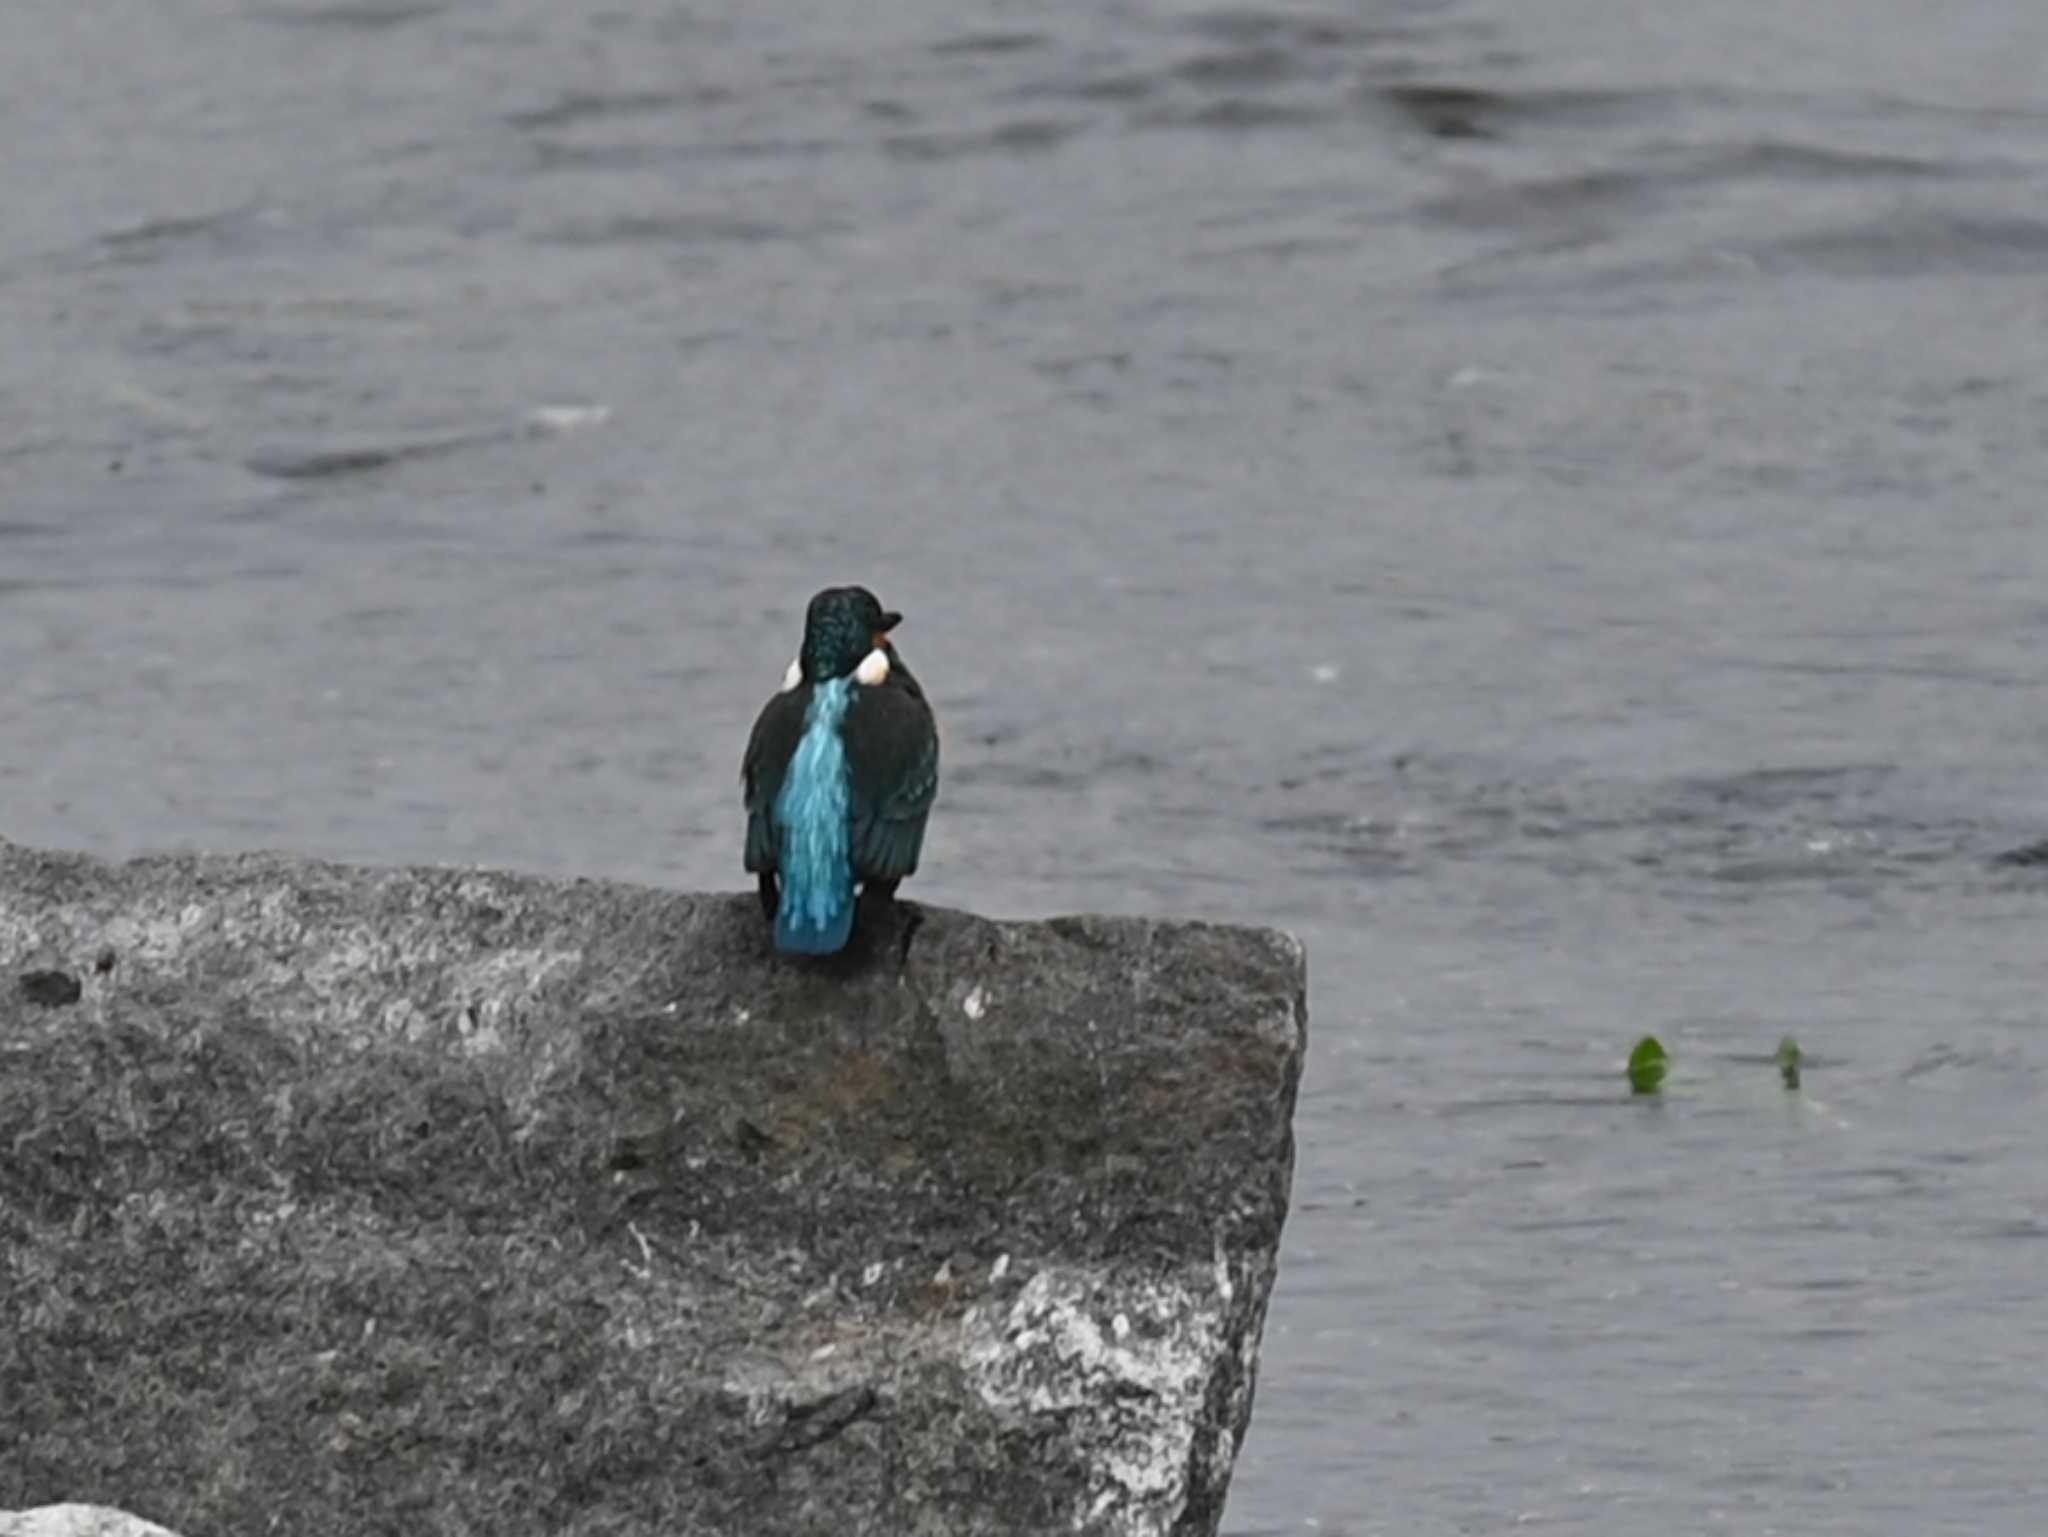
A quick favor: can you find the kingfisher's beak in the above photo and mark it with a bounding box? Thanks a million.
[874,610,903,648]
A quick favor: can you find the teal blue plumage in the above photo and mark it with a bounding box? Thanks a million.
[771,676,858,952]
[742,587,939,955]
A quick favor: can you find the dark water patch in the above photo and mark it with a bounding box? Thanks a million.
[1184,7,1314,45]
[1097,748,1168,778]
[1023,71,1157,105]
[1187,230,1376,264]
[883,119,1087,160]
[1033,350,1132,381]
[1381,82,1508,140]
[1419,138,1947,234]
[1761,214,2048,279]
[1419,169,1656,230]
[930,32,1048,57]
[98,206,261,262]
[1181,7,1388,50]
[1373,82,1649,141]
[954,745,1168,794]
[253,0,444,28]
[713,137,845,161]
[1978,1218,2048,1240]
[1253,755,1988,894]
[333,604,411,629]
[1174,46,1301,90]
[978,279,1085,310]
[1139,99,1330,133]
[1016,14,1380,114]
[1988,838,2048,868]
[506,90,695,132]
[1705,854,1861,886]
[944,761,1089,792]
[1861,90,2048,130]
[558,526,656,550]
[1505,1211,1631,1234]
[986,118,1088,152]
[1448,207,2048,298]
[1668,764,1896,814]
[244,433,496,482]
[1717,653,2029,687]
[1707,139,1953,183]
[1900,1045,2032,1082]
[525,140,673,173]
[1433,1092,1653,1117]
[538,213,841,247]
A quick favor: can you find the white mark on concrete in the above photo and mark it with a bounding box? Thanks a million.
[990,1253,1010,1283]
[0,1506,187,1537]
[525,403,612,433]
[961,1265,1234,1534]
[624,1222,655,1280]
[862,1261,884,1287]
[963,985,987,1021]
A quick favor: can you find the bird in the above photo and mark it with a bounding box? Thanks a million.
[742,585,939,955]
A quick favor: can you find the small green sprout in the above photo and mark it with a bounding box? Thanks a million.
[1627,1036,1668,1095]
[1776,1036,1802,1090]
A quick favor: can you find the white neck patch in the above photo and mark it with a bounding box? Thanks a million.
[783,650,889,691]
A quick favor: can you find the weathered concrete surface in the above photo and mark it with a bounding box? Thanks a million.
[0,840,1305,1537]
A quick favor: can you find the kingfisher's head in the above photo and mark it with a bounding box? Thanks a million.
[798,585,901,684]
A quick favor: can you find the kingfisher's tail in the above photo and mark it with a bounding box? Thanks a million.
[774,868,855,954]
[772,674,858,955]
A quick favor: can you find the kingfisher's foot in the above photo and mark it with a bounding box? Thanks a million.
[895,900,924,966]
[756,871,779,923]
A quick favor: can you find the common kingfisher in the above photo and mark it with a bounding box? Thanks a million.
[742,586,940,954]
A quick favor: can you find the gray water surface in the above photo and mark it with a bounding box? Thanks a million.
[6,2,2048,1531]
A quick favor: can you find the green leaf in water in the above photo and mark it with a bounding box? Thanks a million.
[1776,1035,1802,1090]
[1627,1035,1668,1095]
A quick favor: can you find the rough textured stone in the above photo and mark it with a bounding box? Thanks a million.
[0,840,1305,1537]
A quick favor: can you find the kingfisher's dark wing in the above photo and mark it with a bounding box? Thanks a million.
[842,679,939,883]
[881,643,925,702]
[741,686,809,873]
